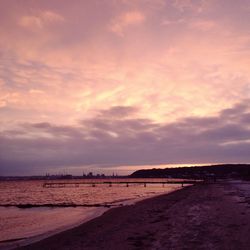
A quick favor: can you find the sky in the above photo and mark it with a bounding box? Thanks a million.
[0,0,250,176]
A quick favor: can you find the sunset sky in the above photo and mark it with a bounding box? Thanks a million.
[1,0,250,175]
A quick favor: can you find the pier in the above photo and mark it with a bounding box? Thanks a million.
[42,180,203,188]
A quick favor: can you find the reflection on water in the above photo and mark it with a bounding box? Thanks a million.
[0,179,182,243]
[0,206,106,242]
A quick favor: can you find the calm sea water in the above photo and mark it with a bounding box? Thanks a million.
[0,178,183,248]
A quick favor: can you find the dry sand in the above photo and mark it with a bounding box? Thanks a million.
[15,181,250,250]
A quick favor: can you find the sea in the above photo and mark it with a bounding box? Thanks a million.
[0,178,183,249]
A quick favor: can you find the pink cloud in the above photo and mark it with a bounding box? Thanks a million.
[172,0,208,13]
[189,19,216,31]
[19,10,64,29]
[0,0,250,131]
[109,11,145,36]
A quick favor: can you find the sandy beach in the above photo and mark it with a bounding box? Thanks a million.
[15,181,250,250]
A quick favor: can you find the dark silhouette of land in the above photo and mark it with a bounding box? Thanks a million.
[2,164,250,182]
[130,164,250,179]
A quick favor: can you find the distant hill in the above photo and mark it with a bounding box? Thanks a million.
[130,164,250,179]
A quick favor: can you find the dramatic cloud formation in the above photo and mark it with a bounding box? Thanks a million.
[1,100,250,175]
[0,0,250,175]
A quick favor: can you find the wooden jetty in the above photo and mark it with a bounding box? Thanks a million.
[43,180,203,188]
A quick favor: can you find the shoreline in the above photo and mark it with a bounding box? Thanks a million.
[13,180,250,250]
[1,185,183,250]
[0,207,109,250]
[13,185,193,250]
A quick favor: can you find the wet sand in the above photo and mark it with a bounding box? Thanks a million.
[15,181,250,250]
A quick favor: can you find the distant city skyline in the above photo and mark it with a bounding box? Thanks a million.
[1,0,250,175]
